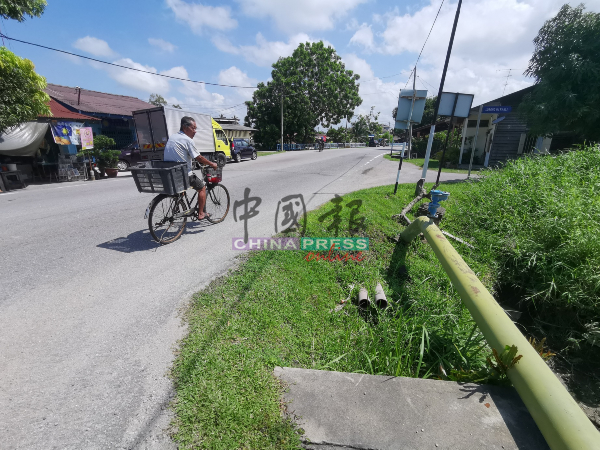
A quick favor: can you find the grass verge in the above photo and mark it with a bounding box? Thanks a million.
[383,155,478,174]
[258,151,284,157]
[171,183,493,448]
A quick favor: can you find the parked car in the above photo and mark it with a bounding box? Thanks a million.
[230,138,257,162]
[117,143,141,171]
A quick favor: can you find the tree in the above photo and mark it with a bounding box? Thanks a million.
[0,0,46,21]
[351,107,382,143]
[244,41,362,149]
[0,47,51,134]
[519,4,600,140]
[172,104,182,109]
[327,126,352,143]
[0,0,49,134]
[148,93,167,107]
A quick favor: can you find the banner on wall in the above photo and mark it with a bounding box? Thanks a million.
[50,121,84,145]
[80,127,94,149]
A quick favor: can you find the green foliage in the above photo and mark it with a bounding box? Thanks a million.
[486,345,523,378]
[421,96,440,126]
[432,128,463,164]
[409,126,462,161]
[148,93,167,107]
[352,106,382,142]
[245,41,362,149]
[93,135,119,168]
[172,104,182,109]
[446,145,600,339]
[0,46,51,134]
[326,125,351,143]
[79,135,119,169]
[93,134,116,150]
[0,0,46,21]
[98,150,121,169]
[519,4,600,140]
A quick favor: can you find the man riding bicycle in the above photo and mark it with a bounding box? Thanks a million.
[163,116,218,220]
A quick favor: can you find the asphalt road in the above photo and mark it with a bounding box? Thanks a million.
[0,147,467,449]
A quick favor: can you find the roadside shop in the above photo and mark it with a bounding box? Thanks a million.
[0,99,100,189]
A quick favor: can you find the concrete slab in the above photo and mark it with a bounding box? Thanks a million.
[275,367,549,450]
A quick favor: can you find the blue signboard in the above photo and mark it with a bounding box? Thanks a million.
[394,89,428,130]
[482,106,512,113]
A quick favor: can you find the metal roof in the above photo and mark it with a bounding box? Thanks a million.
[45,83,153,117]
[38,98,100,122]
[219,123,256,131]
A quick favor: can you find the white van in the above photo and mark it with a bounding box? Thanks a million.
[132,106,231,166]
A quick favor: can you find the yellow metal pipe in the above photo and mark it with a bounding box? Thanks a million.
[401,216,600,450]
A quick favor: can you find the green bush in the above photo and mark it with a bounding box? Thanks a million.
[411,128,461,160]
[446,145,600,337]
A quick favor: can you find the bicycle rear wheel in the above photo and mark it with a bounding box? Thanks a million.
[205,184,230,224]
[148,194,187,244]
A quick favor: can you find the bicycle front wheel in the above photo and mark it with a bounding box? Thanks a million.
[205,184,230,224]
[148,194,187,244]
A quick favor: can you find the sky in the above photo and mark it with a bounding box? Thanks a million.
[2,0,599,128]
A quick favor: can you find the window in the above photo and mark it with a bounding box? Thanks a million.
[467,119,489,128]
[215,129,228,144]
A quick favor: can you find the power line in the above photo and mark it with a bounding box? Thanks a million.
[361,70,412,83]
[417,76,437,92]
[497,68,513,96]
[415,0,446,69]
[403,0,446,90]
[0,33,258,89]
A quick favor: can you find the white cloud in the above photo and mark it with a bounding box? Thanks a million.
[342,54,400,124]
[213,33,335,67]
[148,38,177,53]
[161,65,189,80]
[107,58,171,94]
[350,0,600,107]
[218,66,258,100]
[235,0,367,34]
[349,24,374,51]
[73,36,116,57]
[343,53,375,80]
[165,0,237,34]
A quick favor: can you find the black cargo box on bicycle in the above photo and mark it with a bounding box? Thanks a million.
[130,161,189,195]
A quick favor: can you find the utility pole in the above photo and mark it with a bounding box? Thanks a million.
[280,94,284,152]
[394,68,417,194]
[345,116,348,148]
[417,0,463,195]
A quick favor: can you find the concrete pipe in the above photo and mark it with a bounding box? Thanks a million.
[358,287,371,310]
[374,283,388,309]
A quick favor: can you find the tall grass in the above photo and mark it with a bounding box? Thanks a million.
[445,145,600,340]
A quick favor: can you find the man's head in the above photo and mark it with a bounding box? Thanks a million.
[180,116,196,138]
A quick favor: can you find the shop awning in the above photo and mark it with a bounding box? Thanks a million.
[0,122,48,157]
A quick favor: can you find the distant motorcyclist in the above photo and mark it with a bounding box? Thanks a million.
[318,135,326,152]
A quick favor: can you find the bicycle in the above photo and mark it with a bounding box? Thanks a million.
[145,166,230,244]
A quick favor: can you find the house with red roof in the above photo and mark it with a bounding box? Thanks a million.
[0,85,152,184]
[44,83,153,149]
